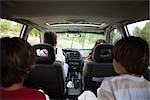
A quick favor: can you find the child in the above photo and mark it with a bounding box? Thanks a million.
[85,39,107,61]
[79,36,150,100]
[0,37,46,100]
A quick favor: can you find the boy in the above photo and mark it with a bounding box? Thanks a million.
[79,36,150,100]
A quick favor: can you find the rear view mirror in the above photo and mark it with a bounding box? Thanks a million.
[66,33,81,38]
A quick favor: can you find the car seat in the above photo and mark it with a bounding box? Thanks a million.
[82,44,118,94]
[24,44,66,99]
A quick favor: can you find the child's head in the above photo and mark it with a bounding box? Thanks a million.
[90,39,107,55]
[44,32,57,47]
[113,36,149,76]
[0,37,35,87]
[94,39,107,46]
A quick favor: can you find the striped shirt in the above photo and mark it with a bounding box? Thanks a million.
[97,74,150,100]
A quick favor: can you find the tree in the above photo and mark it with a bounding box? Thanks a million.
[12,23,22,32]
[0,20,11,32]
[30,28,40,36]
[139,22,150,43]
[132,27,141,36]
[132,22,150,43]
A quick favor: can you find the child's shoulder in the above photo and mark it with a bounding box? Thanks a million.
[104,74,150,83]
[104,74,130,82]
[104,75,121,81]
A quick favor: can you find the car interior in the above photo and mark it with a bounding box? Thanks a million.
[1,0,149,100]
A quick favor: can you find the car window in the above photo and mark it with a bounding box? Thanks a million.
[27,28,41,45]
[0,18,23,38]
[127,20,149,43]
[57,32,106,49]
[109,29,122,44]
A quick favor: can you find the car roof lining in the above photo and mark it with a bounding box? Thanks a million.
[1,0,149,31]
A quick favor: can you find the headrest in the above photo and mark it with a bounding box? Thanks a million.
[92,44,113,63]
[33,44,55,64]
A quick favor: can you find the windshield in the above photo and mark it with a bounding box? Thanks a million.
[57,32,105,49]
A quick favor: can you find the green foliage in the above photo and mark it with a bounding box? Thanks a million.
[29,28,40,36]
[0,20,11,32]
[57,32,105,49]
[0,19,40,38]
[12,24,22,32]
[132,22,150,43]
[0,19,22,33]
[110,29,122,44]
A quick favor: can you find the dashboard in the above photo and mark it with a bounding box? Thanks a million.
[63,49,83,69]
[66,51,81,59]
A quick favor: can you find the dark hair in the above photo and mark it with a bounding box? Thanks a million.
[94,39,107,47]
[44,32,57,46]
[0,37,35,87]
[90,39,107,55]
[86,39,107,60]
[113,36,149,75]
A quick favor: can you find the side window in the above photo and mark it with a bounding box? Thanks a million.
[27,28,41,45]
[127,20,149,43]
[0,18,23,38]
[109,29,122,44]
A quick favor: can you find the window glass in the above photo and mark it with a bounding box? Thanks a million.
[57,32,106,49]
[0,18,23,38]
[109,29,122,44]
[127,20,150,43]
[27,28,41,45]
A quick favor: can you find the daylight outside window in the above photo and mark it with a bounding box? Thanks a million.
[0,18,23,38]
[127,20,150,43]
[57,32,105,49]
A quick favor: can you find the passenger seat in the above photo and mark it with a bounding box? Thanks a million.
[82,44,118,94]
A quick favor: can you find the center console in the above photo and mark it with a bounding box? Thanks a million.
[64,50,82,98]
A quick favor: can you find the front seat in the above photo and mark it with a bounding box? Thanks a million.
[24,44,66,99]
[82,44,118,94]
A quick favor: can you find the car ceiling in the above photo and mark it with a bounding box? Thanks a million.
[1,0,149,31]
